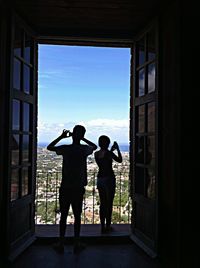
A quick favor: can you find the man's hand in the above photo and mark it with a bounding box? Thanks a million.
[47,129,72,151]
[60,129,72,138]
[81,137,97,151]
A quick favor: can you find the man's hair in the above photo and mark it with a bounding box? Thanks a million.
[73,125,86,140]
[98,135,110,149]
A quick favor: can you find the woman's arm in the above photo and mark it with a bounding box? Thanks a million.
[111,142,122,163]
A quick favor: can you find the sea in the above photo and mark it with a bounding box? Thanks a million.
[38,142,129,152]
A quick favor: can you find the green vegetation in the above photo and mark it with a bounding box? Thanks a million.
[35,148,131,224]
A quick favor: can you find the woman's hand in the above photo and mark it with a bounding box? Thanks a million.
[111,141,119,151]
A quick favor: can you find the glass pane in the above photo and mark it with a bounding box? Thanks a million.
[24,33,31,63]
[146,135,155,199]
[136,136,145,164]
[147,135,155,162]
[11,169,19,201]
[23,65,30,94]
[135,166,145,195]
[13,58,21,90]
[137,37,145,66]
[14,25,22,57]
[23,103,30,131]
[148,28,156,61]
[11,134,20,166]
[146,168,156,199]
[147,102,155,133]
[138,68,145,96]
[148,63,155,93]
[22,168,29,196]
[12,99,20,130]
[22,135,29,162]
[138,105,145,133]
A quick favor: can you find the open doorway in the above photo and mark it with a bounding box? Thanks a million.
[35,45,131,226]
[8,15,158,259]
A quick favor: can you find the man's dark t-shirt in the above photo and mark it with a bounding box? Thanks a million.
[55,144,93,189]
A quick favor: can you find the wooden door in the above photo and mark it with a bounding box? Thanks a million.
[130,22,158,257]
[8,13,38,260]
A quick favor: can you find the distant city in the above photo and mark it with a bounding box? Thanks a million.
[35,143,131,225]
[37,142,129,152]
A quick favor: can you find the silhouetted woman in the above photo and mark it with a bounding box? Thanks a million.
[94,135,122,233]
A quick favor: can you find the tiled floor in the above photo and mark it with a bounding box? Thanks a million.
[35,224,131,238]
[12,241,160,268]
[11,225,160,268]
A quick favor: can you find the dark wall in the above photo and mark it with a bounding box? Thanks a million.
[158,1,181,267]
[0,5,12,266]
[159,2,198,267]
[179,2,197,268]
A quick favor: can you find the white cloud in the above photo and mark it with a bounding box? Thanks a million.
[38,118,129,144]
[87,119,128,128]
[39,70,63,79]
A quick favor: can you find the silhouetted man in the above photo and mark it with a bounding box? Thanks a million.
[47,125,97,253]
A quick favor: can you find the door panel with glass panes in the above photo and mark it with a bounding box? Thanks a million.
[130,23,158,256]
[9,14,37,259]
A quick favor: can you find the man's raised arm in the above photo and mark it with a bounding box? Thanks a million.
[47,130,72,151]
[82,137,97,151]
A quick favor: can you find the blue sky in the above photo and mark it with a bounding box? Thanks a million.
[38,45,130,144]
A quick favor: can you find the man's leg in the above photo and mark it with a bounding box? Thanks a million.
[53,189,70,253]
[72,188,84,238]
[59,207,70,244]
[72,188,86,253]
